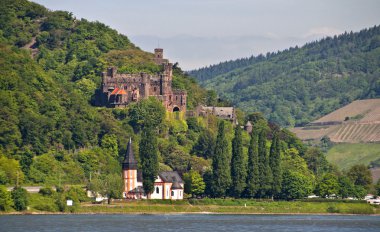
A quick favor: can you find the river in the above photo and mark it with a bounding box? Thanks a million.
[0,214,379,232]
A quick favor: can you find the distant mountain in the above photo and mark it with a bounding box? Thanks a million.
[291,99,380,143]
[189,26,380,127]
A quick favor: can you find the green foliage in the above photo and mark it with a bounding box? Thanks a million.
[269,132,282,197]
[245,129,259,198]
[191,25,380,126]
[304,147,331,178]
[346,164,373,190]
[39,187,54,196]
[191,129,215,159]
[210,121,231,197]
[338,176,356,199]
[0,155,24,185]
[257,129,272,197]
[90,173,123,204]
[0,185,13,211]
[315,173,340,198]
[230,126,246,197]
[183,170,206,197]
[281,170,313,200]
[139,126,159,196]
[11,187,29,211]
[128,97,166,130]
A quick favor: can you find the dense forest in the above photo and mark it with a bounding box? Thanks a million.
[189,26,380,127]
[0,0,377,212]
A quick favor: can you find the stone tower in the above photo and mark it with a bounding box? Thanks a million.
[122,138,138,198]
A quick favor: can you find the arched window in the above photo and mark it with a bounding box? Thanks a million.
[156,187,159,194]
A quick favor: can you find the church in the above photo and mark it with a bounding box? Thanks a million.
[99,48,187,113]
[122,138,184,200]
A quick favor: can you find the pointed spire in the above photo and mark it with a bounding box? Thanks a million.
[122,138,138,170]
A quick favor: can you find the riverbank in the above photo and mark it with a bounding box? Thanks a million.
[1,199,379,215]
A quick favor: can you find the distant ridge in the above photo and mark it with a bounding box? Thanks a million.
[291,99,380,143]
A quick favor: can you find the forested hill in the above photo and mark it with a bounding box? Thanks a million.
[189,26,380,127]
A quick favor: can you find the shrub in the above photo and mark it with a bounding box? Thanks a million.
[11,187,29,211]
[39,187,54,196]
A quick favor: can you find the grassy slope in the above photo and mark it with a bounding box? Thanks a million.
[326,143,380,170]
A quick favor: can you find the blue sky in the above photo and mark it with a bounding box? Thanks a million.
[33,0,380,70]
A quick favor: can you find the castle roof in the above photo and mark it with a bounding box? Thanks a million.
[122,138,138,170]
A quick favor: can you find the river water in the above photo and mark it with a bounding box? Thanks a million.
[0,214,379,232]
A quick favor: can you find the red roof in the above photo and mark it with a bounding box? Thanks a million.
[110,88,119,95]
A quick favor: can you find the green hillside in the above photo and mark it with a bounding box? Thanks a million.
[189,26,380,127]
[326,143,380,170]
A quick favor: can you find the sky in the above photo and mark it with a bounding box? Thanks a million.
[33,0,380,70]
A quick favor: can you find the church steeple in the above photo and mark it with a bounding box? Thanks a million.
[122,138,138,170]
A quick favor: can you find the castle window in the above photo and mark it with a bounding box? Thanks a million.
[156,187,159,194]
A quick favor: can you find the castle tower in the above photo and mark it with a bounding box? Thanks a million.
[122,138,138,198]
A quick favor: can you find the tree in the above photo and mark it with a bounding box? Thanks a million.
[347,164,372,190]
[376,178,380,197]
[90,173,123,204]
[338,176,355,199]
[230,126,246,198]
[269,132,281,198]
[183,170,206,198]
[210,121,231,197]
[257,129,272,198]
[11,187,28,211]
[0,185,13,211]
[281,170,313,200]
[191,129,215,159]
[0,156,24,185]
[128,97,166,131]
[245,129,259,198]
[139,126,159,197]
[315,173,340,198]
[303,147,330,178]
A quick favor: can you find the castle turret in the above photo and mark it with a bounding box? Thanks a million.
[122,138,138,198]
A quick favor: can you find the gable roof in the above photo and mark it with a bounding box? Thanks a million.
[158,171,183,183]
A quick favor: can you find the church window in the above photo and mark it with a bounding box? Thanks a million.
[156,187,159,194]
[171,191,174,197]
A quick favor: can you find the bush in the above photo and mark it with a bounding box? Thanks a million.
[39,187,54,196]
[0,185,13,211]
[11,187,29,211]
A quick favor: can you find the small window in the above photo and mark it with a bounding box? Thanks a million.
[156,187,159,194]
[154,87,157,92]
[171,191,174,197]
[180,191,182,197]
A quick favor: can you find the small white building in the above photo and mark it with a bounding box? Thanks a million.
[122,139,184,200]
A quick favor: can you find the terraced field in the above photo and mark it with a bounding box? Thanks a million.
[291,99,380,143]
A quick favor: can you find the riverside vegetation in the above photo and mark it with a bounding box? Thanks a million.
[0,0,379,214]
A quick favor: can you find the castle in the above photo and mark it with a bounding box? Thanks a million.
[122,138,184,200]
[100,48,187,113]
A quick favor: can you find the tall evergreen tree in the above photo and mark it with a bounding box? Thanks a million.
[211,121,231,197]
[269,132,282,198]
[230,126,246,197]
[245,129,259,198]
[257,129,272,198]
[139,126,159,198]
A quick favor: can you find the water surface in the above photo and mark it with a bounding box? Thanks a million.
[1,214,379,232]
